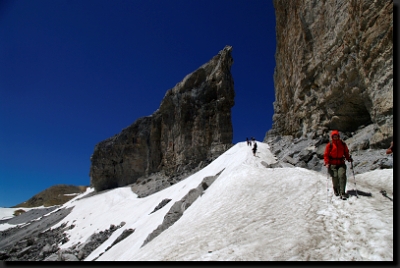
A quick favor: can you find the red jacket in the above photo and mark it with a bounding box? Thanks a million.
[324,130,351,165]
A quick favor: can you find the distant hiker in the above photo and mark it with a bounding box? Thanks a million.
[252,142,257,156]
[246,137,251,146]
[324,130,353,200]
[386,141,393,155]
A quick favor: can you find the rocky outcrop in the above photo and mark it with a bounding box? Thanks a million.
[0,222,70,261]
[0,207,74,260]
[0,220,127,261]
[142,171,222,247]
[266,0,393,149]
[90,46,234,192]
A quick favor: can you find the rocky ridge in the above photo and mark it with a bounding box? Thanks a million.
[90,46,235,195]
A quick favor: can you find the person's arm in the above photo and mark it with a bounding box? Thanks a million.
[344,144,352,162]
[323,144,330,166]
[386,141,393,154]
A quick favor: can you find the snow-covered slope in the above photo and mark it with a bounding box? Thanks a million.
[1,141,393,261]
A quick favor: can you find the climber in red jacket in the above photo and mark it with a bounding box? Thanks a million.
[324,130,353,200]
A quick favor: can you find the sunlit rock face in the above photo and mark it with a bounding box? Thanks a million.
[90,46,234,192]
[266,0,393,148]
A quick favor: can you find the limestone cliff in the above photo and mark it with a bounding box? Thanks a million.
[266,0,393,148]
[90,46,234,192]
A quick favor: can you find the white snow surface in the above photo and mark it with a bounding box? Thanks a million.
[0,142,393,261]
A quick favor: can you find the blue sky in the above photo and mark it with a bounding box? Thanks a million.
[0,0,276,207]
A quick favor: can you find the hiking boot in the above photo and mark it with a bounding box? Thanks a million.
[333,189,339,196]
[340,193,348,200]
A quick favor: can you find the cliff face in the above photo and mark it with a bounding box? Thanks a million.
[90,46,234,192]
[267,0,393,148]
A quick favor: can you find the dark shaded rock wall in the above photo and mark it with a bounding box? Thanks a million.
[90,46,234,192]
[266,0,393,148]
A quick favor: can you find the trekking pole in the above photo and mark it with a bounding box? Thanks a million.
[326,166,330,204]
[350,156,359,198]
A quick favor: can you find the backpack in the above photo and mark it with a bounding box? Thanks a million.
[329,139,346,150]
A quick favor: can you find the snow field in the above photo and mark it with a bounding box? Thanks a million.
[0,141,392,261]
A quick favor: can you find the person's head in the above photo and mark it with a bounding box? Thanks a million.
[330,130,340,140]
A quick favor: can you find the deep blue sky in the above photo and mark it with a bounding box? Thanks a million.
[0,0,276,207]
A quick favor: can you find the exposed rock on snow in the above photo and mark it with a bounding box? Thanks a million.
[149,199,172,215]
[0,221,70,261]
[142,170,222,247]
[0,207,73,252]
[0,218,130,261]
[5,206,60,225]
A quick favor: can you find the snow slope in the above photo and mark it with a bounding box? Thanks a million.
[0,141,393,261]
[0,207,44,231]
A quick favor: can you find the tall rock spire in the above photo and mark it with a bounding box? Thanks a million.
[90,46,235,193]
